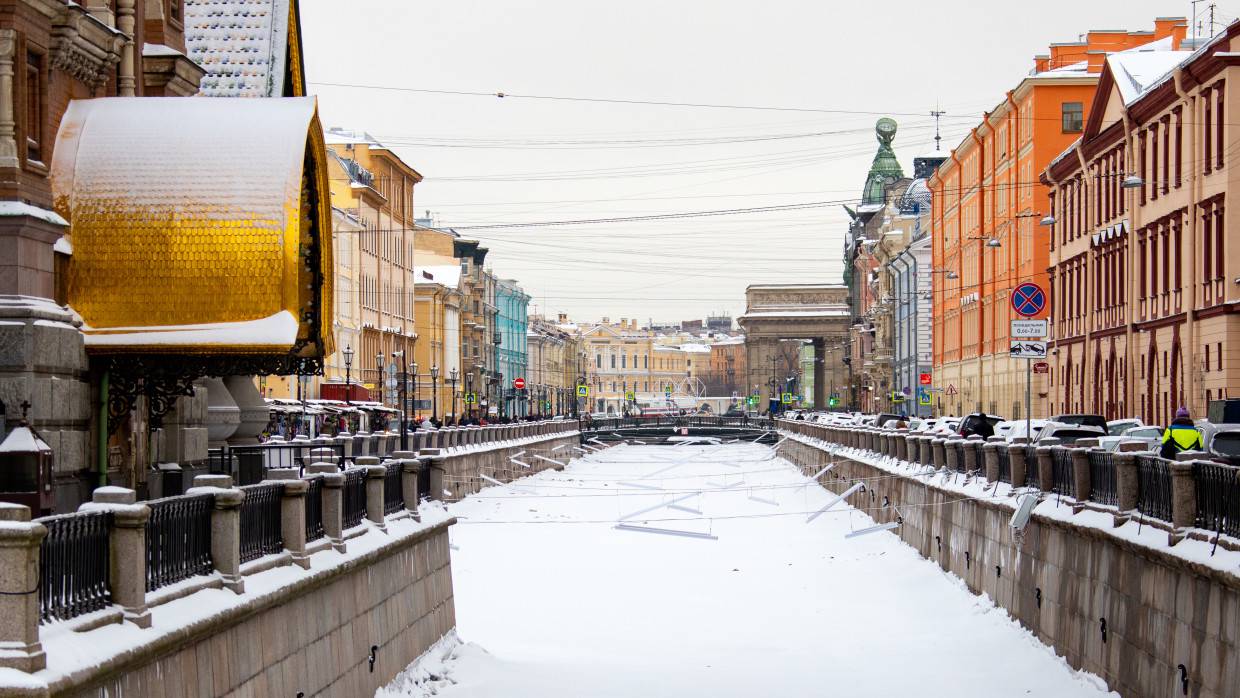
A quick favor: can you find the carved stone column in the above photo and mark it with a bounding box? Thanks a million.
[0,29,18,169]
[116,0,136,96]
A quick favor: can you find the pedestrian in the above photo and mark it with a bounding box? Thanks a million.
[1159,407,1203,459]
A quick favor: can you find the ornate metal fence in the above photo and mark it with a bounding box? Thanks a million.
[1088,450,1118,506]
[146,494,213,592]
[383,462,404,515]
[342,468,367,529]
[37,511,111,623]
[305,476,325,542]
[1024,446,1039,488]
[1193,461,1240,538]
[996,447,1011,483]
[238,483,284,563]
[1051,449,1074,495]
[1136,455,1173,522]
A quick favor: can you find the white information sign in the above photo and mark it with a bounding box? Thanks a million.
[1010,319,1048,339]
[1009,340,1048,359]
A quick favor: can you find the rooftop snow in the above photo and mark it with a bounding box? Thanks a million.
[184,0,292,98]
[82,311,298,349]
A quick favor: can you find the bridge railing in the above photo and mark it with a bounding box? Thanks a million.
[775,418,1223,546]
[582,415,773,431]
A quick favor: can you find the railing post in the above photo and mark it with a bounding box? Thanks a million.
[1036,440,1061,492]
[266,469,309,569]
[393,450,422,520]
[1113,450,1139,526]
[945,437,962,472]
[962,436,981,473]
[364,464,387,531]
[931,437,947,470]
[0,503,46,672]
[1069,442,1095,511]
[1169,458,1199,545]
[983,439,1000,482]
[87,487,152,628]
[1009,438,1028,487]
[193,474,245,595]
[311,467,346,553]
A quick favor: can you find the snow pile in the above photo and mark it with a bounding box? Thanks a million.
[379,442,1118,697]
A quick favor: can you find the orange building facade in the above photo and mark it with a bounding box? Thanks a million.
[929,19,1185,418]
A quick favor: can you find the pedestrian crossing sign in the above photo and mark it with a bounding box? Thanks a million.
[576,385,589,398]
[464,392,477,404]
[624,391,635,401]
[917,387,931,406]
[780,392,793,404]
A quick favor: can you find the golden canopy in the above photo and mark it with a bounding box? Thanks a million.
[50,96,333,358]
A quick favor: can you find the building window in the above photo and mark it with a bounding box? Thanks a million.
[24,51,42,163]
[610,354,616,369]
[596,354,601,369]
[1061,102,1083,133]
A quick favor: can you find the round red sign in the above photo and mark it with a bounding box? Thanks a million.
[513,377,526,389]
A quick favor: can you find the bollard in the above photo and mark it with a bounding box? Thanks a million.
[0,503,46,671]
[364,465,388,531]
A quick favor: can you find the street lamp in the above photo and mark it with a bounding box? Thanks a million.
[375,352,384,405]
[392,350,409,449]
[430,365,440,421]
[412,361,419,420]
[449,367,459,422]
[342,344,354,406]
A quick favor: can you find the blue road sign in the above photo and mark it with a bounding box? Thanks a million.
[1011,282,1046,317]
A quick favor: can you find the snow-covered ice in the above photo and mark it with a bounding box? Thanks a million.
[380,442,1118,697]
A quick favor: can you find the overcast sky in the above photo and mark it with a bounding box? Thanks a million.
[301,0,1219,326]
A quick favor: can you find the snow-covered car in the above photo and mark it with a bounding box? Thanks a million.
[1005,419,1048,442]
[1106,418,1145,436]
[1038,421,1106,445]
[1199,422,1240,464]
[1098,425,1161,452]
[994,421,1017,440]
[927,418,961,436]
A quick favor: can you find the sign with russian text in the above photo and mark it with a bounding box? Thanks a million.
[1010,319,1048,339]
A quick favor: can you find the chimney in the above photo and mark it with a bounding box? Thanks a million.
[620,318,627,327]
[632,319,638,330]
[558,312,567,323]
[602,316,609,324]
[1034,54,1049,73]
[1154,17,1188,48]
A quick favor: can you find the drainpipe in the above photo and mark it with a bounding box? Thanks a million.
[97,370,109,487]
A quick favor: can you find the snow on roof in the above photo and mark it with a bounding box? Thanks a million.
[53,236,72,255]
[82,311,298,349]
[142,43,185,58]
[1033,60,1090,77]
[184,0,292,98]
[1108,38,1191,104]
[0,425,50,453]
[0,201,68,227]
[739,309,851,319]
[414,265,463,288]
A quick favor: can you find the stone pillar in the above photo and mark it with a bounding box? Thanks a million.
[812,338,826,409]
[962,436,981,473]
[397,453,422,520]
[1113,451,1138,526]
[208,486,245,594]
[983,441,999,483]
[365,465,387,531]
[116,0,137,97]
[894,430,908,461]
[0,503,45,671]
[1070,447,1091,508]
[945,438,962,472]
[1036,442,1059,492]
[931,438,947,470]
[318,470,346,553]
[1009,438,1029,487]
[273,473,309,569]
[88,487,152,627]
[1169,461,1198,545]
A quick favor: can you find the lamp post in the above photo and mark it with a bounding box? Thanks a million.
[342,344,354,406]
[391,350,409,449]
[465,371,475,420]
[449,367,459,423]
[412,361,419,420]
[430,365,440,422]
[375,352,384,406]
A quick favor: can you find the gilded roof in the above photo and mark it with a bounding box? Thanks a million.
[50,97,333,356]
[184,0,302,98]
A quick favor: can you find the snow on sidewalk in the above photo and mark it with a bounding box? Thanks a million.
[380,442,1117,698]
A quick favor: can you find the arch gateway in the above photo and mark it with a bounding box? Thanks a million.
[737,284,852,411]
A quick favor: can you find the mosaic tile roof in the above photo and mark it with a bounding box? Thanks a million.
[50,97,333,354]
[184,0,294,98]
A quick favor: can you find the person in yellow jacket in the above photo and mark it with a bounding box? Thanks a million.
[1160,407,1204,459]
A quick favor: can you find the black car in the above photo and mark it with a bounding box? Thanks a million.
[958,413,1003,438]
[1050,414,1109,435]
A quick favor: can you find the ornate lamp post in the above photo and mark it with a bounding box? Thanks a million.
[391,350,409,449]
[449,367,459,422]
[375,352,384,406]
[342,344,354,406]
[430,365,440,421]
[412,361,419,420]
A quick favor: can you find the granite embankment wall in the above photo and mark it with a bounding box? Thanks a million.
[779,432,1240,698]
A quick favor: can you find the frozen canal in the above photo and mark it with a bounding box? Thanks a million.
[380,442,1115,697]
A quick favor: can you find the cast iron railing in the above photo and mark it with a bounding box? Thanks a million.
[37,511,111,623]
[146,494,213,592]
[1024,446,1039,488]
[996,447,1011,483]
[1051,449,1074,495]
[238,483,284,563]
[383,462,404,515]
[305,475,325,542]
[342,468,366,529]
[1193,461,1240,538]
[1136,455,1173,522]
[1088,450,1118,506]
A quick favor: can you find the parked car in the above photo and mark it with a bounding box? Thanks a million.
[1050,414,1110,434]
[958,413,1004,438]
[874,413,906,428]
[1098,425,1161,452]
[1106,418,1145,436]
[928,417,961,436]
[1198,422,1240,465]
[1039,421,1107,445]
[994,420,1017,440]
[1005,419,1048,442]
